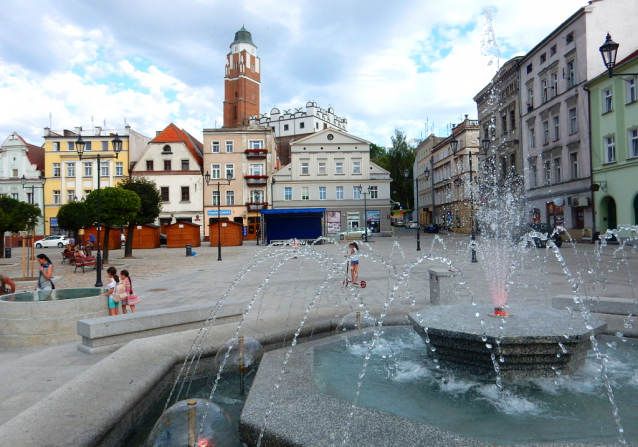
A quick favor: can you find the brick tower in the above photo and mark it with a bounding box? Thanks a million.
[223,26,261,128]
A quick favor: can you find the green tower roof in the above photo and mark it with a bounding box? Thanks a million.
[232,26,256,47]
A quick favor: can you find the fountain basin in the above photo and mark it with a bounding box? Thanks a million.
[409,304,607,379]
[0,288,109,348]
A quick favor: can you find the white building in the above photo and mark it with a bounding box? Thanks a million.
[0,132,45,235]
[520,0,638,238]
[131,124,205,235]
[271,129,392,233]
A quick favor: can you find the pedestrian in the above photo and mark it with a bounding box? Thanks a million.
[346,242,360,285]
[0,273,16,295]
[35,254,54,291]
[69,235,75,246]
[119,270,140,314]
[100,266,120,316]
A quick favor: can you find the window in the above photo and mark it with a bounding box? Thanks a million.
[84,162,92,177]
[628,77,637,103]
[299,122,305,129]
[540,53,546,64]
[543,160,551,185]
[53,163,60,177]
[353,161,361,174]
[552,116,560,141]
[181,186,190,201]
[283,124,289,131]
[566,61,575,88]
[115,162,123,176]
[550,44,557,56]
[569,108,578,134]
[67,162,75,176]
[225,141,233,153]
[85,142,92,151]
[226,191,234,205]
[335,162,344,174]
[67,142,74,151]
[570,152,579,179]
[319,187,326,200]
[11,168,17,177]
[181,160,189,170]
[369,186,378,199]
[603,88,613,113]
[146,160,154,170]
[551,72,558,97]
[318,162,326,175]
[566,32,574,44]
[249,164,264,175]
[211,164,221,179]
[101,141,108,151]
[212,141,220,153]
[11,193,18,200]
[336,186,343,200]
[510,153,516,173]
[527,88,534,108]
[164,160,171,171]
[501,115,507,134]
[526,63,533,74]
[53,142,60,151]
[161,187,169,202]
[162,145,171,152]
[541,78,548,103]
[53,190,60,204]
[553,157,562,183]
[301,187,309,200]
[249,140,263,149]
[26,192,33,204]
[605,136,616,163]
[315,122,319,129]
[630,129,638,158]
[529,127,536,149]
[212,191,220,206]
[542,121,549,144]
[100,162,108,176]
[529,160,537,188]
[250,190,264,203]
[67,190,75,202]
[353,186,361,200]
[225,164,234,179]
[509,110,516,129]
[301,162,309,175]
[284,187,292,201]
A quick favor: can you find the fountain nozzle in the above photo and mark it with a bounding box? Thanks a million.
[492,307,509,317]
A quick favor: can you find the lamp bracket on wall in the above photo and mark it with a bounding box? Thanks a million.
[592,181,607,192]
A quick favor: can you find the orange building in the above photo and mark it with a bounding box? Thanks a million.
[223,27,260,128]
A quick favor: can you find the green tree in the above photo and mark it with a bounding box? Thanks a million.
[117,177,162,257]
[56,201,93,242]
[369,143,386,161]
[375,129,417,211]
[84,187,141,263]
[0,197,41,258]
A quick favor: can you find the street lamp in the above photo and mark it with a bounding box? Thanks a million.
[450,132,478,263]
[599,34,638,78]
[76,129,122,287]
[204,170,233,260]
[424,159,435,228]
[403,168,421,251]
[20,175,45,205]
[356,184,372,242]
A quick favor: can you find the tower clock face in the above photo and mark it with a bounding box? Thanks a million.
[327,133,334,140]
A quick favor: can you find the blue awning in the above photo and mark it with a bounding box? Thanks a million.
[261,208,326,215]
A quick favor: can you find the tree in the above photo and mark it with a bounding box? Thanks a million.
[369,143,386,161]
[84,187,141,263]
[0,197,41,258]
[374,129,417,211]
[56,201,93,242]
[117,177,162,257]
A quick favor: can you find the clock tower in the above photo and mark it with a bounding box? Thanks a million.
[223,26,261,128]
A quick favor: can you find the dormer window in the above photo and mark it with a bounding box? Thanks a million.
[163,145,172,153]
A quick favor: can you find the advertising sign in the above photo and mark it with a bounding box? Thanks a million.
[50,218,58,227]
[207,210,232,216]
[327,211,341,233]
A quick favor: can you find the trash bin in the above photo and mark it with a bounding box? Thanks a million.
[186,244,192,256]
[4,247,10,258]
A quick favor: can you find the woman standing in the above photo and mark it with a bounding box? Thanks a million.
[100,266,120,316]
[35,254,54,291]
[119,270,140,314]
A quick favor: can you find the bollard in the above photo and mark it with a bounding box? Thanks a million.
[428,268,459,305]
[185,244,192,256]
[4,247,11,259]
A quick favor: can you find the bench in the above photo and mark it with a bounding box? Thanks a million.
[61,251,75,264]
[74,256,97,273]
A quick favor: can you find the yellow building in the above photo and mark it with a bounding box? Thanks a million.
[42,126,150,235]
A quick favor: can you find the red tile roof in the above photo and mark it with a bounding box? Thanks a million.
[615,48,638,68]
[17,135,45,172]
[151,124,203,165]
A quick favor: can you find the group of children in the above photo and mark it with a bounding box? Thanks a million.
[99,267,141,316]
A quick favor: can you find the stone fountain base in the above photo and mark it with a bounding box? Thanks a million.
[408,304,607,380]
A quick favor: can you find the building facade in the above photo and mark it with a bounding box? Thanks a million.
[224,27,260,128]
[42,126,149,235]
[201,126,276,240]
[0,132,45,234]
[519,0,638,238]
[131,124,205,235]
[271,129,391,234]
[414,134,445,225]
[587,49,638,240]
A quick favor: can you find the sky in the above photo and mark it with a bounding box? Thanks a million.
[0,0,589,148]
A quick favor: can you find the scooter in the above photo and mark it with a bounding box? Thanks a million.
[342,261,366,288]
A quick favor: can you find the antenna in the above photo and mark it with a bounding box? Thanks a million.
[124,118,128,127]
[49,112,52,128]
[91,116,94,129]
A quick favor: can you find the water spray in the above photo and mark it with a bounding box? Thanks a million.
[356,311,361,330]
[239,335,245,395]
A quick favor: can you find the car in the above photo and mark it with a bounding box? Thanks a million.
[338,227,371,240]
[424,223,440,233]
[35,235,70,249]
[521,223,562,248]
[406,221,420,229]
[395,220,405,227]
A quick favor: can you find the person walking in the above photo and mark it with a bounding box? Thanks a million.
[119,270,140,314]
[346,241,360,285]
[100,266,120,316]
[35,254,54,291]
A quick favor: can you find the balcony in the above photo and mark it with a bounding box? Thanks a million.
[246,202,268,211]
[244,175,268,186]
[245,149,268,159]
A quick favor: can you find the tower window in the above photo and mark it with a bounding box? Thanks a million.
[300,122,305,129]
[234,106,237,119]
[284,124,289,131]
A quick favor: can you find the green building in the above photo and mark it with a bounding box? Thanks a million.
[587,49,638,241]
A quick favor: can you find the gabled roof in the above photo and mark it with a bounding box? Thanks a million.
[291,128,369,146]
[0,133,45,172]
[151,124,203,165]
[616,48,638,67]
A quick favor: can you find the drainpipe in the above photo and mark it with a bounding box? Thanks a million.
[583,84,596,242]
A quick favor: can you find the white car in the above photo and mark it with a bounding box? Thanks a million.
[406,221,420,229]
[35,235,70,248]
[338,227,371,239]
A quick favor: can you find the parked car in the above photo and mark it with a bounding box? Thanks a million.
[395,220,405,227]
[338,227,371,240]
[35,235,70,248]
[521,223,563,248]
[424,223,440,233]
[406,221,419,229]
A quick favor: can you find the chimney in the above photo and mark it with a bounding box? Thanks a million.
[94,126,102,136]
[156,131,161,137]
[74,127,82,135]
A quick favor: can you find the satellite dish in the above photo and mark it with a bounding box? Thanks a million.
[554,198,565,207]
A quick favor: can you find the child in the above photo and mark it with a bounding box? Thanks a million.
[100,266,120,316]
[119,270,140,314]
[346,242,360,284]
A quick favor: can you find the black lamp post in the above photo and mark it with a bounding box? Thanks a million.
[20,174,45,205]
[356,184,372,242]
[424,158,436,228]
[450,133,477,263]
[403,168,421,251]
[599,34,638,78]
[204,171,233,260]
[76,129,122,287]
